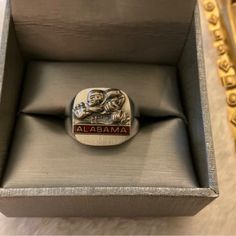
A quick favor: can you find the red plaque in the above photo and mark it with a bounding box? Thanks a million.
[74,125,130,135]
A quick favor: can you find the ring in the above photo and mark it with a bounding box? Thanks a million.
[66,88,139,146]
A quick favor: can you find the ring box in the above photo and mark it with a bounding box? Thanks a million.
[0,0,218,217]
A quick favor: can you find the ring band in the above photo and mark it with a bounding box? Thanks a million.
[66,88,139,146]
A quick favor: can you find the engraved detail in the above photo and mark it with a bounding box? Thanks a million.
[231,112,236,126]
[213,29,224,41]
[208,14,218,25]
[217,44,227,55]
[204,1,215,11]
[221,75,236,89]
[218,59,233,72]
[227,93,236,106]
[73,89,130,126]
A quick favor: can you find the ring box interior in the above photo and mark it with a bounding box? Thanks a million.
[0,0,218,216]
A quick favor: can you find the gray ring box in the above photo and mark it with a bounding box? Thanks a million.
[0,0,218,217]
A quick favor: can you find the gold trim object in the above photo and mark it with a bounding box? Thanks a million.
[202,0,236,145]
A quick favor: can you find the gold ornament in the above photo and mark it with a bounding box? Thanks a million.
[202,0,236,148]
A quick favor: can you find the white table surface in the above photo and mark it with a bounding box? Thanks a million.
[0,0,236,235]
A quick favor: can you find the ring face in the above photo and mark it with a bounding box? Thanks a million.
[71,88,137,146]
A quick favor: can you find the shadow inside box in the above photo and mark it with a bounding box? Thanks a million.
[1,113,197,189]
[14,113,156,156]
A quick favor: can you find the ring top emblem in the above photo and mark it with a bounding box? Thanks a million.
[71,88,138,146]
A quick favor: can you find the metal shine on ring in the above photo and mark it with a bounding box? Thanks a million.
[66,88,139,146]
